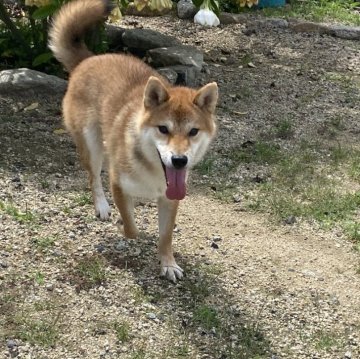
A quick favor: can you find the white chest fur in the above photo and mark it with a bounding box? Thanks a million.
[119,168,167,199]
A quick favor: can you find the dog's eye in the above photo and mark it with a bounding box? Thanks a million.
[189,128,199,137]
[158,126,169,134]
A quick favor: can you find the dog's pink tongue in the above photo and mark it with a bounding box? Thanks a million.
[165,167,187,200]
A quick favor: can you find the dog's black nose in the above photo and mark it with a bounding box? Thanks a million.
[171,155,188,169]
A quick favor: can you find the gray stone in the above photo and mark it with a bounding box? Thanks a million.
[122,29,181,51]
[157,67,178,84]
[0,260,9,268]
[261,18,288,28]
[177,0,197,20]
[147,312,156,320]
[344,351,352,359]
[6,340,17,349]
[114,240,128,251]
[327,24,360,40]
[148,46,203,70]
[289,21,328,34]
[284,215,296,225]
[219,13,247,25]
[105,24,126,50]
[289,20,360,40]
[165,65,199,87]
[0,68,67,96]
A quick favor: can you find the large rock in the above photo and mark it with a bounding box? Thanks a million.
[157,67,178,84]
[219,13,247,25]
[148,46,204,70]
[167,65,199,87]
[105,24,126,51]
[122,29,181,51]
[0,68,67,96]
[326,24,360,40]
[157,65,199,87]
[177,0,197,19]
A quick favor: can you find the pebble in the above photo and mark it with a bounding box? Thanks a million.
[114,240,127,251]
[6,340,17,349]
[284,215,296,225]
[147,312,157,320]
[211,242,219,249]
[344,351,352,358]
[46,283,54,291]
[95,243,106,253]
[212,235,222,242]
[0,260,9,268]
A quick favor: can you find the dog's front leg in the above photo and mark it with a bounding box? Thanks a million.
[157,197,183,282]
[111,181,139,239]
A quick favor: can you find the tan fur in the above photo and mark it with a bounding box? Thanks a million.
[49,0,218,282]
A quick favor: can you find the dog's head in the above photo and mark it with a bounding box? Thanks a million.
[140,76,218,200]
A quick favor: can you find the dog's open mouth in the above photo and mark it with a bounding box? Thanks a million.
[158,152,187,201]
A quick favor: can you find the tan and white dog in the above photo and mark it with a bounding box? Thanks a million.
[49,0,218,282]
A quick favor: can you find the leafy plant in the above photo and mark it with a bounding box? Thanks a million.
[0,0,111,73]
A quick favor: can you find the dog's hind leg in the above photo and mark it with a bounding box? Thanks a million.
[75,124,111,220]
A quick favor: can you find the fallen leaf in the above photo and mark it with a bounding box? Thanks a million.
[53,128,67,135]
[24,102,39,111]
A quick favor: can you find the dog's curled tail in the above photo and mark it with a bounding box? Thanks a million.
[49,0,113,72]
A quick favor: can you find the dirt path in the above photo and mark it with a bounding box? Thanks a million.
[1,12,360,359]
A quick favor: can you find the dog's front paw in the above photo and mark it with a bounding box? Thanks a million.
[95,198,111,221]
[160,258,183,283]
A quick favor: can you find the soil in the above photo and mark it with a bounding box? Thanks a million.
[0,12,359,359]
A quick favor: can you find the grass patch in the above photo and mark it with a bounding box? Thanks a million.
[31,235,56,252]
[344,222,360,242]
[349,157,360,180]
[182,278,211,306]
[195,156,216,176]
[198,133,360,241]
[193,305,220,330]
[33,271,45,285]
[313,331,342,351]
[262,0,360,26]
[231,141,281,165]
[274,118,294,139]
[75,192,93,206]
[113,321,130,343]
[71,255,107,290]
[18,319,59,347]
[0,200,36,223]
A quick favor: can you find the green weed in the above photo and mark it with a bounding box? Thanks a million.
[0,200,35,223]
[313,331,341,351]
[73,256,107,289]
[274,118,294,139]
[193,305,220,330]
[33,272,45,285]
[233,141,281,165]
[19,319,59,347]
[113,321,130,343]
[31,235,56,251]
[195,156,216,176]
[75,192,93,206]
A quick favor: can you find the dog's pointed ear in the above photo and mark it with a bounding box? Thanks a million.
[144,76,169,109]
[194,82,218,113]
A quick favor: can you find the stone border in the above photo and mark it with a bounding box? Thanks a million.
[219,12,360,41]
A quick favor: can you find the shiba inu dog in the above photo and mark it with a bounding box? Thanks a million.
[49,0,218,282]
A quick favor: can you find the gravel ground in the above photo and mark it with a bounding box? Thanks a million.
[1,12,360,359]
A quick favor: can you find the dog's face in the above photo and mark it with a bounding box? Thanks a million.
[140,77,218,200]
